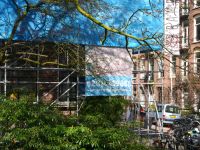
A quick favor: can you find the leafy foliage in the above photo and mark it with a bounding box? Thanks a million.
[0,95,151,150]
[80,96,128,126]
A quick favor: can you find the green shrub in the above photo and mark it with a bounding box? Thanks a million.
[0,95,151,150]
[80,96,128,126]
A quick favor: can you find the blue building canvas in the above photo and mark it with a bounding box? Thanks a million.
[0,0,164,96]
[0,0,163,48]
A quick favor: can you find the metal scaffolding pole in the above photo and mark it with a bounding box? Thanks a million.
[36,48,39,103]
[76,46,80,117]
[4,50,7,96]
[132,49,164,138]
[0,42,86,117]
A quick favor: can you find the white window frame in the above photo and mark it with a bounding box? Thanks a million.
[194,51,200,73]
[194,15,200,42]
[170,55,176,78]
[182,20,189,47]
[181,59,188,77]
[158,60,163,78]
[148,59,154,81]
[133,63,137,79]
[140,59,145,79]
[182,89,189,108]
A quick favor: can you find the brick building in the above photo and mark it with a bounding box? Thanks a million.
[133,0,200,111]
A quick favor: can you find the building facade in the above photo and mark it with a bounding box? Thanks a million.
[133,0,200,111]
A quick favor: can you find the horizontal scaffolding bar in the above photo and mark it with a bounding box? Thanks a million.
[132,100,158,102]
[0,67,83,71]
[132,70,163,73]
[0,81,85,84]
[132,83,162,85]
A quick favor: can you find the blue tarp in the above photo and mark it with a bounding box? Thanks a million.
[0,0,163,49]
[85,75,132,96]
[0,0,164,96]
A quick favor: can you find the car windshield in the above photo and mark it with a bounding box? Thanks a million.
[165,106,180,113]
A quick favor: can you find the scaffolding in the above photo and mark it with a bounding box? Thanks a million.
[0,40,165,132]
[0,41,85,115]
[132,50,164,137]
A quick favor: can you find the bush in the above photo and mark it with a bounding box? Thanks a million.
[0,95,151,150]
[80,96,128,126]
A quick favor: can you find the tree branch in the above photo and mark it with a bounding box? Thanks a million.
[73,0,150,42]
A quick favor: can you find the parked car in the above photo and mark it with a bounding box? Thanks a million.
[148,103,181,125]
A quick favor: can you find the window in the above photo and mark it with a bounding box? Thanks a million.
[157,105,163,112]
[133,63,137,79]
[140,59,145,79]
[195,51,200,73]
[182,59,188,77]
[182,89,189,108]
[158,60,164,78]
[133,85,137,97]
[170,55,176,77]
[157,87,162,103]
[149,59,154,81]
[194,16,200,42]
[165,106,180,113]
[182,20,189,47]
